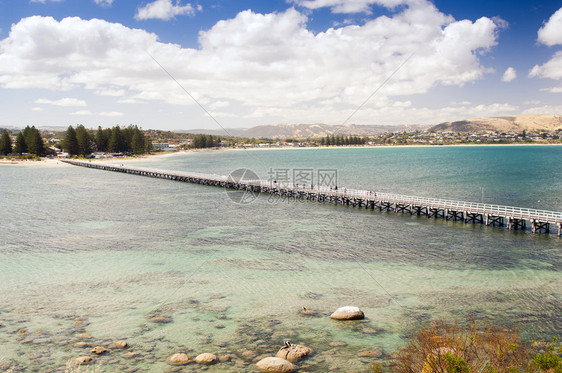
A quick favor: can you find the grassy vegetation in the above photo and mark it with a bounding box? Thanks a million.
[384,320,561,373]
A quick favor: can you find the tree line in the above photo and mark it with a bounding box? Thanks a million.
[319,135,367,146]
[190,134,220,149]
[0,126,45,156]
[63,125,150,156]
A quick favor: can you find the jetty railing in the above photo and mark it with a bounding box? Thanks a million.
[62,160,562,236]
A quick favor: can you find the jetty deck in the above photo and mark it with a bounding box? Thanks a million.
[62,160,562,237]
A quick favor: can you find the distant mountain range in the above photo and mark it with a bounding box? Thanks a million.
[3,114,560,139]
[185,115,562,138]
[181,123,429,138]
[430,114,562,133]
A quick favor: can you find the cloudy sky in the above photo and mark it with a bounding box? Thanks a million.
[0,0,561,130]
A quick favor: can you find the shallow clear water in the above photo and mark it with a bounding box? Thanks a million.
[0,146,560,372]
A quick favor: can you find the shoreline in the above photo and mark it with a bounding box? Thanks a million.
[1,142,561,167]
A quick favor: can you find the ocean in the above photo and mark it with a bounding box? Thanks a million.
[0,145,560,372]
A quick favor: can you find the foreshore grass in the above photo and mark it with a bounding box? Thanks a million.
[385,320,561,373]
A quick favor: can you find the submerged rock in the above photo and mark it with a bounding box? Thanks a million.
[300,307,317,316]
[75,342,89,348]
[75,356,93,365]
[124,352,141,359]
[76,333,92,339]
[276,343,313,362]
[91,346,107,355]
[109,340,128,349]
[218,355,231,362]
[256,357,297,373]
[166,353,191,366]
[150,317,171,324]
[358,349,382,358]
[330,306,365,320]
[195,353,217,364]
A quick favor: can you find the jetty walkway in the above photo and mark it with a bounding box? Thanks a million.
[63,160,562,237]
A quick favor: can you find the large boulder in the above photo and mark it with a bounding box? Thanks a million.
[276,343,313,362]
[166,353,191,366]
[195,353,217,364]
[256,357,297,373]
[330,306,365,320]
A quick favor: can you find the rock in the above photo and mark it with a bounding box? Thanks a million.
[73,320,85,327]
[75,342,89,348]
[166,353,191,366]
[150,317,171,323]
[276,343,313,362]
[255,357,298,373]
[124,352,141,359]
[301,307,317,316]
[218,355,231,362]
[75,356,93,365]
[362,327,378,334]
[241,350,258,360]
[214,324,225,329]
[358,349,382,358]
[76,333,92,339]
[17,329,27,334]
[328,341,348,348]
[91,346,107,355]
[195,353,217,364]
[109,340,128,349]
[330,306,365,320]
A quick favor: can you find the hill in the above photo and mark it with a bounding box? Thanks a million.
[184,123,427,139]
[431,114,562,133]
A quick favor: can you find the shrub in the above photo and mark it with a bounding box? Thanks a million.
[392,320,532,372]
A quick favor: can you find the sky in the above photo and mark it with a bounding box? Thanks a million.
[0,0,561,131]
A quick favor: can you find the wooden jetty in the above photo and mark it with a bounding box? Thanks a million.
[62,160,562,237]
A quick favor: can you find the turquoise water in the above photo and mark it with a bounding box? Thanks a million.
[0,145,560,372]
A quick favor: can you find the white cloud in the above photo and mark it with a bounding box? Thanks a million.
[35,97,87,107]
[70,110,93,115]
[0,3,503,125]
[531,8,562,92]
[30,0,64,3]
[522,105,562,115]
[32,107,44,111]
[291,0,408,14]
[95,88,125,96]
[501,67,516,82]
[529,51,562,92]
[94,0,114,7]
[135,0,200,20]
[538,7,562,46]
[99,111,123,116]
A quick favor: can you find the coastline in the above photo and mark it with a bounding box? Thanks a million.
[1,142,561,168]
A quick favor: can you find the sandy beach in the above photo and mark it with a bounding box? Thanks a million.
[2,142,561,168]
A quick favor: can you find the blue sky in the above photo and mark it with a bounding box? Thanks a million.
[0,0,561,130]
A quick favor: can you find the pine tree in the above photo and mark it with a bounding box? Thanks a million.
[63,125,79,156]
[108,126,125,153]
[0,130,12,155]
[95,126,108,152]
[75,125,91,156]
[26,126,45,156]
[14,132,26,154]
[131,129,146,154]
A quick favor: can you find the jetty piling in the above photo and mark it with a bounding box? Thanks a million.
[62,160,562,237]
